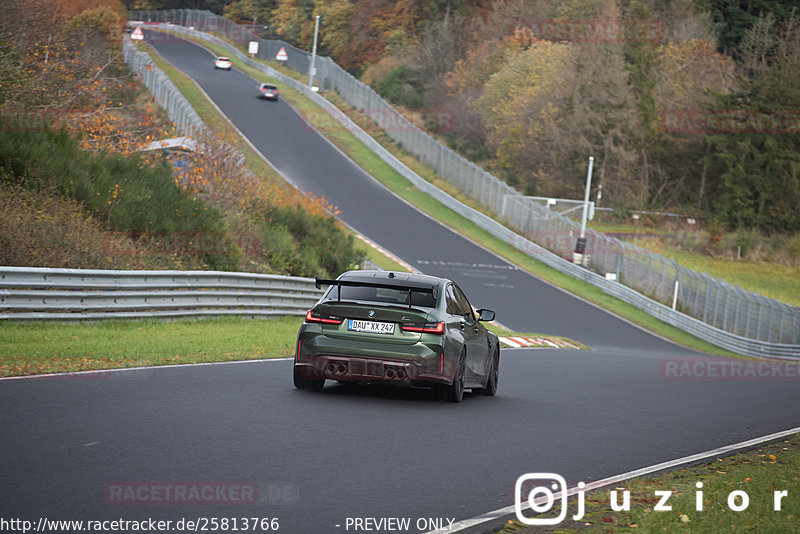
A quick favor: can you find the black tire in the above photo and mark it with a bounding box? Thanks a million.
[292,365,306,389]
[294,366,325,391]
[482,347,499,396]
[445,351,466,403]
[306,377,325,392]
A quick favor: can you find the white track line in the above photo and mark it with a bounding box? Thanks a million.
[0,358,292,381]
[429,426,800,533]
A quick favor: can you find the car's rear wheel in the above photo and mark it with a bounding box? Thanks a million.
[444,350,466,403]
[482,347,499,396]
[306,376,325,392]
[293,365,306,389]
[294,366,325,391]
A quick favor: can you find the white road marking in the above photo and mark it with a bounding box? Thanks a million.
[0,358,292,381]
[432,426,800,533]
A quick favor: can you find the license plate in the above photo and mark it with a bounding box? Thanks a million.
[348,319,395,335]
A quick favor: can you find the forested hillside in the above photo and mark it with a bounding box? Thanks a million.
[189,0,800,232]
[1,0,361,276]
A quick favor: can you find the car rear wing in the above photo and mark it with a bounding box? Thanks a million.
[315,277,437,308]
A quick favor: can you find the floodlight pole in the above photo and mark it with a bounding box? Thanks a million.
[308,15,320,88]
[573,156,594,266]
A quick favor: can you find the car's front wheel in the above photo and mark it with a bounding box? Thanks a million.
[444,350,466,403]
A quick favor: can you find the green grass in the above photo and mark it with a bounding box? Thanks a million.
[588,221,800,307]
[0,316,302,376]
[0,315,588,377]
[501,434,800,533]
[139,30,748,357]
[588,221,679,235]
[658,249,800,307]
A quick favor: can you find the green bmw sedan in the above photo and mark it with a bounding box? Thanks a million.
[293,270,499,402]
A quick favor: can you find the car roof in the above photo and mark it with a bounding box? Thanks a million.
[260,83,277,88]
[217,57,229,60]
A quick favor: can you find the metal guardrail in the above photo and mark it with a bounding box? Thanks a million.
[121,17,799,359]
[122,37,206,136]
[0,267,323,320]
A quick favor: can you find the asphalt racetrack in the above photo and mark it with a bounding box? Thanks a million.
[1,30,798,534]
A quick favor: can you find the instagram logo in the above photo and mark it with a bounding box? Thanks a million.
[514,473,585,525]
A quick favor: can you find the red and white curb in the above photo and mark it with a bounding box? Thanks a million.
[499,336,579,349]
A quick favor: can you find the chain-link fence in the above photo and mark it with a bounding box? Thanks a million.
[126,11,800,351]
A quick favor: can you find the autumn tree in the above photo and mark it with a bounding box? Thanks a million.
[472,40,574,193]
[223,0,275,27]
[317,0,356,68]
[271,0,315,49]
[1,0,75,108]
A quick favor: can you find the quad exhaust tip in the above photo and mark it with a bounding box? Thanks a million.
[326,362,348,375]
[325,362,407,379]
[385,367,407,380]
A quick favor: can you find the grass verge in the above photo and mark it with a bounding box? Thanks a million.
[0,315,587,377]
[500,434,800,533]
[0,316,302,377]
[589,221,800,307]
[659,249,800,307]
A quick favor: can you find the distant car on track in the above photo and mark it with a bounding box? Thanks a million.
[257,83,279,100]
[214,57,232,70]
[293,270,500,402]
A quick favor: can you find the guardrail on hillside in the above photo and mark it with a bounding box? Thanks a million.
[0,267,323,320]
[121,18,800,359]
[122,36,206,136]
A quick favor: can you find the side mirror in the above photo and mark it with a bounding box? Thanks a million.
[477,309,495,322]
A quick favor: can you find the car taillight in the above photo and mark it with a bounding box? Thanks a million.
[401,322,444,334]
[305,310,343,325]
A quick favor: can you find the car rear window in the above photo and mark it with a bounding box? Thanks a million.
[326,285,437,308]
